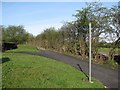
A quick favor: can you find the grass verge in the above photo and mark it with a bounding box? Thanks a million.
[62,49,119,70]
[98,48,119,55]
[5,44,39,53]
[2,45,105,88]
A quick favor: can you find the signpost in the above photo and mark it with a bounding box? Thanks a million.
[89,22,93,83]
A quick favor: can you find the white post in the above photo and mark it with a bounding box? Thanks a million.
[89,22,92,83]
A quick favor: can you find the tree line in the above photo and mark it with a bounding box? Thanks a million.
[32,2,119,62]
[1,25,34,44]
[1,2,120,64]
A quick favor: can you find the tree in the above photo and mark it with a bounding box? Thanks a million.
[107,6,120,60]
[0,25,3,51]
[2,25,30,44]
[33,2,119,63]
[36,27,58,49]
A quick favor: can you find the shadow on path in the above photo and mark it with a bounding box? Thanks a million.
[77,64,89,81]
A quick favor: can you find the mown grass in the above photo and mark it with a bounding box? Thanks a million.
[62,49,119,70]
[98,48,119,55]
[6,44,39,53]
[2,53,105,88]
[98,48,119,70]
[2,45,105,88]
[0,53,1,60]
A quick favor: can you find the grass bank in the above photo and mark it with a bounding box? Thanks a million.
[98,47,119,55]
[61,48,119,70]
[6,44,39,53]
[2,45,105,88]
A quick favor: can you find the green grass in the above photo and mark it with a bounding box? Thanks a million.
[0,53,2,58]
[98,48,119,55]
[98,48,119,70]
[61,49,119,70]
[2,53,104,88]
[2,45,105,88]
[98,48,110,54]
[6,45,39,52]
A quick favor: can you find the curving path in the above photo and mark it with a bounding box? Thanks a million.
[16,50,119,89]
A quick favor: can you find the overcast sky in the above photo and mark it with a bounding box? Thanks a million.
[2,1,118,36]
